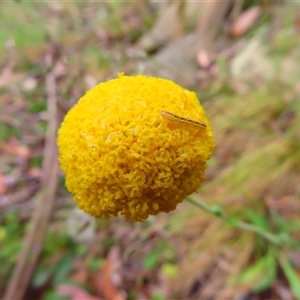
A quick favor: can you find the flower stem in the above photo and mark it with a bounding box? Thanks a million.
[186,196,282,246]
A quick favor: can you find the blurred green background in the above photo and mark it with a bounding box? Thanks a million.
[0,1,299,299]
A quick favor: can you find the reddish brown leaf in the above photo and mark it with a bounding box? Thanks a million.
[294,8,300,30]
[27,168,42,179]
[70,264,89,285]
[92,247,126,300]
[197,51,211,69]
[0,141,30,159]
[0,174,9,195]
[0,67,23,87]
[231,6,262,37]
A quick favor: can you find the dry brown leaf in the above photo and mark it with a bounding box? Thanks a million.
[23,45,48,64]
[84,74,98,89]
[0,92,26,109]
[71,266,89,284]
[138,2,183,50]
[196,51,218,77]
[53,61,67,78]
[0,67,23,87]
[0,174,9,195]
[294,9,300,30]
[27,168,42,179]
[92,247,126,300]
[22,78,38,91]
[197,50,211,69]
[0,140,30,159]
[231,6,262,37]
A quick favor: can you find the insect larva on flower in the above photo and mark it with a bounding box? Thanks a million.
[161,110,207,130]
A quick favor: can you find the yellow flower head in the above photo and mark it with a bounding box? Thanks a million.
[57,74,214,221]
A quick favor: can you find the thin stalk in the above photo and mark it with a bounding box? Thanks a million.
[186,196,282,246]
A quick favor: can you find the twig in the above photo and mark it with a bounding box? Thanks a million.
[197,0,232,51]
[3,66,59,300]
[0,114,21,127]
[0,196,73,219]
[0,179,40,210]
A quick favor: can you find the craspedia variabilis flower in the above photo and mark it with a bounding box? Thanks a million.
[57,74,214,221]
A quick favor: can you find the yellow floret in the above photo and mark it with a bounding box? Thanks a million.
[57,74,214,221]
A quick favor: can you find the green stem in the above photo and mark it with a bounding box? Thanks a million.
[186,196,281,246]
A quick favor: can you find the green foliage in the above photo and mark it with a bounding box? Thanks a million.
[41,291,68,300]
[29,156,43,168]
[37,120,47,134]
[279,255,300,299]
[87,257,104,271]
[106,0,124,9]
[0,2,47,48]
[42,232,75,256]
[143,248,161,270]
[52,255,74,286]
[244,209,272,250]
[143,241,175,271]
[176,7,300,295]
[0,212,27,280]
[32,232,80,288]
[237,249,277,293]
[162,263,178,279]
[28,101,47,113]
[272,212,300,237]
[83,46,111,73]
[243,0,274,9]
[75,244,88,256]
[151,293,166,300]
[245,209,270,231]
[103,236,116,249]
[0,124,20,141]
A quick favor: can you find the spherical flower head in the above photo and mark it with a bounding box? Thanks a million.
[57,74,214,222]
